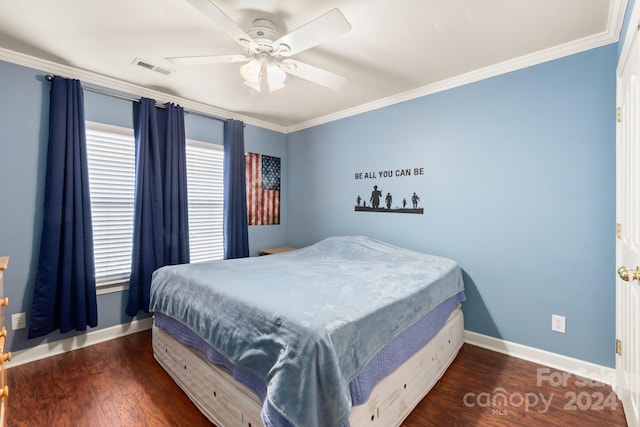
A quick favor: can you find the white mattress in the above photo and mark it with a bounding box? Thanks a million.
[153,305,464,427]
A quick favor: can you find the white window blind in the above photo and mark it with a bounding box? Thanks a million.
[185,139,224,263]
[85,121,224,291]
[85,122,136,289]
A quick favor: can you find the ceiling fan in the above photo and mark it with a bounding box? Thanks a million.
[167,0,352,92]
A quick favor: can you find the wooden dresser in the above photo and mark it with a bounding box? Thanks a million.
[0,256,10,426]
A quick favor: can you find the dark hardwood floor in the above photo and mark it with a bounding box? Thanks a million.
[7,330,627,426]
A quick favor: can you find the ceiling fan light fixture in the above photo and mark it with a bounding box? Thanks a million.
[240,58,262,83]
[266,62,286,91]
[274,43,291,56]
[171,4,351,93]
[243,79,263,92]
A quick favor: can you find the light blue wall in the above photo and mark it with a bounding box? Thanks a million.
[0,30,623,366]
[287,45,617,367]
[0,59,287,353]
[246,125,290,254]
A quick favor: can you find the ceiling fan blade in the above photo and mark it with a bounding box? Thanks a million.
[166,54,250,65]
[275,9,351,57]
[281,59,346,90]
[184,0,258,51]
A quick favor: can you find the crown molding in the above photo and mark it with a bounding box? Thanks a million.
[287,0,626,133]
[0,0,627,135]
[0,47,287,134]
[617,0,637,75]
[287,34,622,133]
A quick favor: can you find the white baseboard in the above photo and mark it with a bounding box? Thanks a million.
[464,330,617,387]
[7,317,154,368]
[6,320,616,389]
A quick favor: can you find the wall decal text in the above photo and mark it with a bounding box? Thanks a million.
[354,168,424,180]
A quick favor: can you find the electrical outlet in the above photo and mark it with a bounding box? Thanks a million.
[11,312,26,330]
[551,314,566,334]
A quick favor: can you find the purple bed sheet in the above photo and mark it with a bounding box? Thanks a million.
[154,290,465,426]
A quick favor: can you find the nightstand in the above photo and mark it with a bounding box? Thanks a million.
[259,247,297,256]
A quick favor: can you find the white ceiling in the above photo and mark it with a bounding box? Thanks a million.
[0,0,626,133]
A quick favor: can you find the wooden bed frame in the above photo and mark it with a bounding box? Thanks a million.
[152,306,464,427]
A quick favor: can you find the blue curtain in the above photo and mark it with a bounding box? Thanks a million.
[223,119,249,259]
[126,99,189,317]
[28,76,98,339]
[158,103,189,264]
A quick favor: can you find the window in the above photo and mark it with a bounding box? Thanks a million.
[85,121,224,293]
[85,122,135,291]
[185,140,224,263]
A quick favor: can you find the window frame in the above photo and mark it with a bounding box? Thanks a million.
[84,121,224,295]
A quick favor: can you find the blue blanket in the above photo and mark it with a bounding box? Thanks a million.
[149,236,465,427]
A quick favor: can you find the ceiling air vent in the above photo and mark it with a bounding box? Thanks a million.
[132,58,171,75]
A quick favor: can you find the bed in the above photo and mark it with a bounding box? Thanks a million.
[149,235,466,427]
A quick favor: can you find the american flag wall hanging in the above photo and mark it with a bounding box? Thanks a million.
[245,152,281,225]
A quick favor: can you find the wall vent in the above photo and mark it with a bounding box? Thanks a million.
[132,58,171,75]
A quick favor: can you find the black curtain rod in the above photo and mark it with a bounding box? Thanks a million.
[44,74,228,123]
